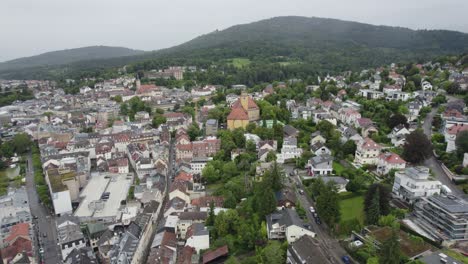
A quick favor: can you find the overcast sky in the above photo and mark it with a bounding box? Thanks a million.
[1,0,468,62]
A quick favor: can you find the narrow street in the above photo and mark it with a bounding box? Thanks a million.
[143,139,175,263]
[292,174,350,264]
[26,152,61,264]
[422,99,464,196]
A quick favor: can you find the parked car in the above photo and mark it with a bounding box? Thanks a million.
[341,255,351,264]
[299,189,304,195]
[309,206,315,213]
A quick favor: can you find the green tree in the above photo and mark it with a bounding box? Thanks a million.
[378,214,397,227]
[266,151,277,162]
[379,226,401,264]
[316,181,341,228]
[187,123,201,141]
[387,113,408,129]
[366,188,381,225]
[11,133,32,154]
[206,202,215,226]
[364,184,391,224]
[202,164,220,183]
[253,182,277,218]
[455,131,468,155]
[257,241,285,264]
[152,115,167,128]
[403,129,433,163]
[342,140,357,156]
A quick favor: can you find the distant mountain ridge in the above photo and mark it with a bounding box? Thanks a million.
[0,46,144,71]
[1,16,468,79]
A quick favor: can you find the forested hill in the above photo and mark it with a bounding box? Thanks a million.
[2,16,468,79]
[0,46,144,72]
[154,16,468,66]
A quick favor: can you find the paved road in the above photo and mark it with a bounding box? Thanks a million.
[143,140,175,263]
[26,152,61,264]
[421,99,464,196]
[292,174,351,264]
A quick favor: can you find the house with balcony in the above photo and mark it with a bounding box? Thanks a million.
[392,166,441,203]
[266,209,315,243]
[377,152,406,175]
[414,195,468,242]
[354,138,382,165]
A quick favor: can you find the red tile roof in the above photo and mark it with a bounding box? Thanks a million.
[360,137,381,150]
[191,196,225,207]
[175,171,192,182]
[379,152,406,164]
[4,223,30,244]
[227,107,249,120]
[447,124,468,135]
[203,245,229,264]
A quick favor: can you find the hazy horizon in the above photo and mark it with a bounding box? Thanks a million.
[1,0,468,62]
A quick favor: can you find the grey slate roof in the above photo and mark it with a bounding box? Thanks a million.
[288,235,328,264]
[266,208,303,229]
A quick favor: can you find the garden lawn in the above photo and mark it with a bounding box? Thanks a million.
[333,161,345,175]
[339,195,364,224]
[230,58,251,68]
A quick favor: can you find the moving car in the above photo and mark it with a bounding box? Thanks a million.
[309,206,315,213]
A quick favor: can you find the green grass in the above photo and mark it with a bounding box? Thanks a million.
[339,195,365,224]
[333,161,345,175]
[442,249,468,264]
[278,61,302,66]
[229,58,251,68]
[206,182,223,194]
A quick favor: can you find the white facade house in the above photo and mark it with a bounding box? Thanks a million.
[392,166,442,203]
[277,137,302,164]
[354,138,382,165]
[266,209,316,244]
[421,80,433,91]
[388,125,410,147]
[377,152,406,175]
[445,124,468,152]
[191,157,212,174]
[360,89,384,100]
[306,155,333,176]
[184,223,209,253]
[407,101,423,121]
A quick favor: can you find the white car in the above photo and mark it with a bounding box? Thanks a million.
[309,206,315,213]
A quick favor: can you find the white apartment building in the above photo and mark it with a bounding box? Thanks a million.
[277,137,302,164]
[392,166,442,203]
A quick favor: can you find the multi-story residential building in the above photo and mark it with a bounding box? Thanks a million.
[306,155,333,176]
[388,124,410,147]
[192,138,221,158]
[377,152,406,175]
[57,217,87,260]
[445,124,468,152]
[191,157,212,174]
[185,223,209,254]
[414,195,468,242]
[277,137,302,164]
[176,212,207,239]
[205,119,218,136]
[392,166,441,203]
[266,209,315,243]
[354,138,381,165]
[0,188,31,246]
